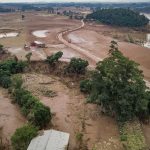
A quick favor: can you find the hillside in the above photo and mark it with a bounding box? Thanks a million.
[86,8,149,27]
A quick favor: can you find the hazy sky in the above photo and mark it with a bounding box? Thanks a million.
[0,0,150,3]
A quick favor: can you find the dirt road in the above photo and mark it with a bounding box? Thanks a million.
[57,20,102,65]
[57,20,150,88]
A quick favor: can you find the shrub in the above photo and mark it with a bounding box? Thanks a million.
[13,88,51,128]
[11,77,52,128]
[11,124,38,150]
[0,70,11,88]
[0,59,27,74]
[14,61,27,73]
[66,58,89,74]
[25,52,32,63]
[80,79,92,93]
[46,51,63,65]
[0,44,5,54]
[28,102,51,128]
[11,75,23,89]
[0,75,11,88]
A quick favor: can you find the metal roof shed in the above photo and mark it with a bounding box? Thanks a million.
[27,130,70,150]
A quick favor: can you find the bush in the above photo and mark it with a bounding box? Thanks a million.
[25,52,32,63]
[0,59,26,89]
[66,58,89,74]
[0,70,11,88]
[80,79,92,93]
[11,77,52,128]
[0,75,11,88]
[0,44,5,54]
[46,51,63,65]
[11,124,38,150]
[28,102,51,128]
[11,75,23,89]
[88,41,150,121]
[0,59,27,74]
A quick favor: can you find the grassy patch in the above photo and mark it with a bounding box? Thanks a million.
[119,121,148,150]
[11,124,38,150]
[76,132,83,141]
[41,89,57,98]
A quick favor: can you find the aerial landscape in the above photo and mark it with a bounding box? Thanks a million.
[0,0,150,150]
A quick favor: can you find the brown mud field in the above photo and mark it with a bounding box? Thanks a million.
[22,71,122,150]
[0,11,150,149]
[0,88,26,146]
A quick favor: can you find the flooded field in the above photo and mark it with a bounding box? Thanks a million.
[32,30,49,38]
[0,32,19,39]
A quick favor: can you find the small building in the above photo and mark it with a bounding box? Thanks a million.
[31,41,45,48]
[27,130,70,150]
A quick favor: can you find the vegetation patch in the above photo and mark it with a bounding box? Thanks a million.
[66,57,89,74]
[46,51,63,66]
[86,8,149,27]
[0,59,27,89]
[119,121,148,150]
[10,75,52,128]
[80,79,92,94]
[81,41,150,122]
[11,124,38,150]
[40,89,57,97]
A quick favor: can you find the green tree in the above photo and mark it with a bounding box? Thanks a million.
[80,79,92,93]
[11,124,38,150]
[28,102,51,128]
[88,41,150,121]
[0,44,4,54]
[66,57,89,74]
[25,52,32,63]
[46,51,63,65]
[0,69,11,88]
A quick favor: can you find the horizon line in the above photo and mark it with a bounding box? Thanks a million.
[0,1,150,3]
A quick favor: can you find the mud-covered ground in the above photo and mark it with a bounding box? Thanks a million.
[22,73,122,150]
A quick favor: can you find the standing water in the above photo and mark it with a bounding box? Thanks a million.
[0,32,19,38]
[32,30,49,38]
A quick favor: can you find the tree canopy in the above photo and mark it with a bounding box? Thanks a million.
[86,8,149,27]
[84,41,150,121]
[66,57,89,74]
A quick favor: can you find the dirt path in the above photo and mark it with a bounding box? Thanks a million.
[57,20,101,65]
[57,20,150,88]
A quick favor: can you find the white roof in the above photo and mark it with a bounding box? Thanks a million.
[27,130,70,150]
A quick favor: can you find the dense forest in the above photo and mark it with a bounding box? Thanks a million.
[86,8,149,27]
[0,7,15,12]
[136,6,150,13]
